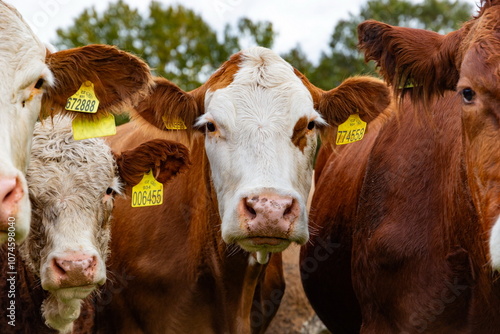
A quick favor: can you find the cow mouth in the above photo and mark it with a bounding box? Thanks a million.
[237,237,291,253]
[50,284,98,300]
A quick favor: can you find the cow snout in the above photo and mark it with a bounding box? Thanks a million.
[49,255,100,288]
[0,176,23,224]
[239,194,300,241]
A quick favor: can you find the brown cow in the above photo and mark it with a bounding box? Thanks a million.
[96,47,391,333]
[0,116,189,333]
[301,1,500,333]
[0,0,152,245]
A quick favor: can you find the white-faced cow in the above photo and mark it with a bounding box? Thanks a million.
[95,47,391,333]
[0,116,190,333]
[301,1,500,333]
[0,0,152,244]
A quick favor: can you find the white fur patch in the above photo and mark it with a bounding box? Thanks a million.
[490,216,500,270]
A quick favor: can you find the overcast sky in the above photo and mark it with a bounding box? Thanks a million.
[14,0,480,64]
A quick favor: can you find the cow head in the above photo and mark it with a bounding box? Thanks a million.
[0,1,152,244]
[358,1,500,269]
[131,47,390,262]
[20,116,190,333]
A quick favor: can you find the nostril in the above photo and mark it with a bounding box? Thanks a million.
[0,177,22,209]
[283,198,299,220]
[283,201,293,217]
[244,199,257,219]
[52,258,67,276]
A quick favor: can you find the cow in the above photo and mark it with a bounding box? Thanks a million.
[0,0,152,244]
[94,47,391,333]
[0,116,190,333]
[301,1,500,333]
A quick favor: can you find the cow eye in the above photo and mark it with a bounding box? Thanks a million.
[34,78,45,89]
[206,122,216,132]
[462,88,475,103]
[307,121,315,130]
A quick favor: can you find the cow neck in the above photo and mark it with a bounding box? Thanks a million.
[463,135,500,245]
[461,121,500,301]
[187,132,270,333]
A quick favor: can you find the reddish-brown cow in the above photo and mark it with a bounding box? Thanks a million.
[96,47,390,333]
[302,1,500,333]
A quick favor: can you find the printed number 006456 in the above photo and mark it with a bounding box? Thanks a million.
[65,97,97,112]
[132,189,162,207]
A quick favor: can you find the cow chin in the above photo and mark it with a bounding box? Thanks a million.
[51,284,99,301]
[42,291,89,334]
[237,237,292,254]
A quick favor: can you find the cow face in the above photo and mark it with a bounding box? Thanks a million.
[457,6,500,270]
[0,1,53,244]
[132,47,390,261]
[195,49,324,255]
[358,2,500,270]
[21,117,190,333]
[0,2,153,245]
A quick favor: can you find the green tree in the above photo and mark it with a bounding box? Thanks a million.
[55,0,276,91]
[303,0,473,89]
[281,44,315,78]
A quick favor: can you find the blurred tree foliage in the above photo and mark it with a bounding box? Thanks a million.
[55,0,275,91]
[308,0,473,89]
[55,0,473,101]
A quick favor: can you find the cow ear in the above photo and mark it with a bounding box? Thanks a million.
[115,139,191,186]
[129,77,201,136]
[358,20,464,102]
[43,44,153,118]
[318,76,391,126]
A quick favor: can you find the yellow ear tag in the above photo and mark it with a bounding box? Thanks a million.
[72,113,116,140]
[65,81,100,113]
[162,116,187,130]
[131,170,163,207]
[336,113,367,145]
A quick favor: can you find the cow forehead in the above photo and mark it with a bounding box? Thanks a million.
[460,8,500,94]
[203,47,317,130]
[28,119,117,203]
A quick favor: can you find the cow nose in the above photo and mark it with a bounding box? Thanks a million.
[239,194,301,239]
[0,176,23,223]
[50,255,98,287]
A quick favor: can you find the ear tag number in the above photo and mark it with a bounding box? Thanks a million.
[65,81,100,113]
[72,113,116,140]
[162,116,187,130]
[131,170,163,207]
[336,113,367,145]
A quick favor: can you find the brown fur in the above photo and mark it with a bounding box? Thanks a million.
[42,44,153,120]
[98,49,391,333]
[296,70,391,144]
[291,116,310,152]
[358,21,464,106]
[304,2,500,333]
[97,125,284,333]
[0,130,189,334]
[116,139,191,185]
[130,53,242,137]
